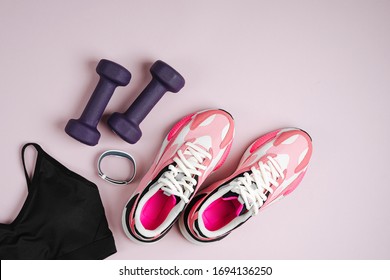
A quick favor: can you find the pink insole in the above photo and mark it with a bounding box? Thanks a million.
[140,190,176,230]
[202,197,243,231]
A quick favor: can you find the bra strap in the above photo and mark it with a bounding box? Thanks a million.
[21,143,43,188]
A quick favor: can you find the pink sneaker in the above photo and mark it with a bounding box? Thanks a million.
[179,128,313,244]
[122,109,235,243]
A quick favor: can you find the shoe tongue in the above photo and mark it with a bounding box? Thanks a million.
[163,149,200,195]
[230,182,258,205]
[222,191,239,200]
[222,191,248,216]
[162,172,186,196]
[161,188,181,204]
[161,144,205,198]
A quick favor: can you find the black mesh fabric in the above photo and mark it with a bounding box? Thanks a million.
[0,143,116,260]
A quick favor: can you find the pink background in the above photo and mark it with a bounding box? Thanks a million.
[1,1,389,259]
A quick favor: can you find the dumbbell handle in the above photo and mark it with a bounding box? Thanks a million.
[122,79,166,124]
[79,78,116,127]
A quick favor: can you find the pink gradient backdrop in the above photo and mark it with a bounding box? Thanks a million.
[1,1,389,259]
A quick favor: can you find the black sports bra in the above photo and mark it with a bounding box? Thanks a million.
[0,143,116,259]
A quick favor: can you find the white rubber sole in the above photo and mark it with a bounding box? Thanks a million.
[178,214,209,246]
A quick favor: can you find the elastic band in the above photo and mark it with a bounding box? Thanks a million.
[97,150,136,185]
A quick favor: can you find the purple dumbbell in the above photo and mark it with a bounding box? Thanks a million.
[65,59,131,146]
[108,60,185,144]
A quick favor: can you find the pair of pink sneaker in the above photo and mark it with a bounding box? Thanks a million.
[122,109,312,244]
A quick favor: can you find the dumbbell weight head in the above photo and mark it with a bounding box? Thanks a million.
[96,59,132,86]
[65,59,131,146]
[108,113,142,144]
[65,118,102,146]
[150,60,185,93]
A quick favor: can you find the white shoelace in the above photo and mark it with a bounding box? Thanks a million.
[231,156,285,215]
[157,142,212,203]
